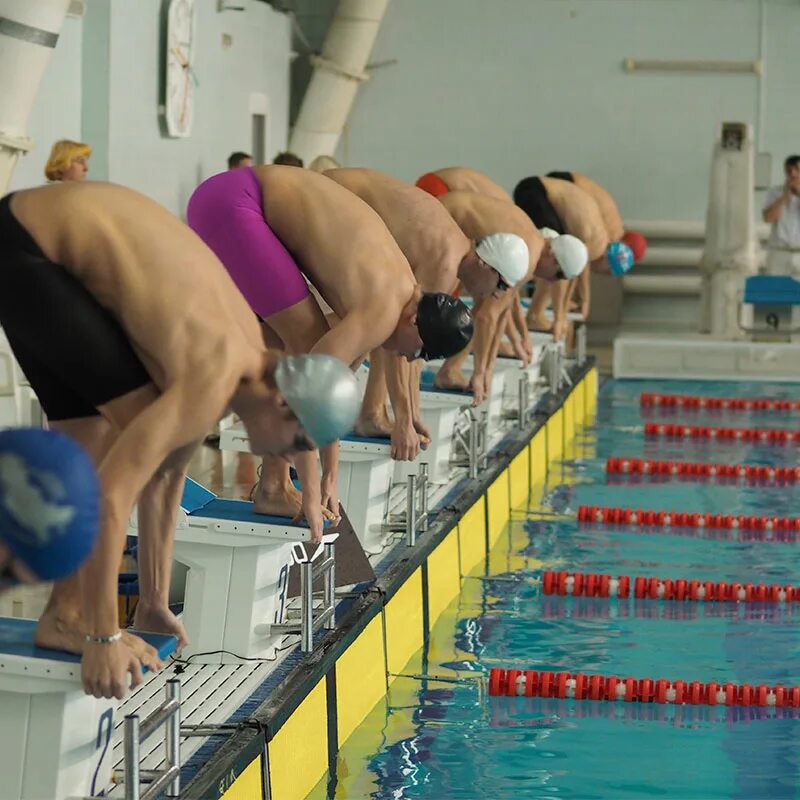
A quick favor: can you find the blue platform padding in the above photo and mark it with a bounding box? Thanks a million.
[744,275,800,305]
[189,497,307,526]
[342,433,391,445]
[421,370,471,395]
[0,617,177,666]
[181,477,216,513]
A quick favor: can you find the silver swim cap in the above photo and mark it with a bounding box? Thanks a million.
[274,355,360,447]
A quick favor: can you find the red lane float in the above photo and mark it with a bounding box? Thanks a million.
[606,457,800,482]
[641,392,800,412]
[543,569,798,603]
[577,504,800,532]
[644,422,800,444]
[488,667,800,707]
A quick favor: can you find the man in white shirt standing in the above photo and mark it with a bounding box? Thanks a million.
[762,155,800,275]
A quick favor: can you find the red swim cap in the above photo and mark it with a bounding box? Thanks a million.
[622,231,647,262]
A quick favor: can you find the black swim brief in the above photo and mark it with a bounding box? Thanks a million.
[512,176,565,234]
[0,193,151,420]
[546,171,575,183]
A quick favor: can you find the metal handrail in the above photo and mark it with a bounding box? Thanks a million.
[123,679,181,800]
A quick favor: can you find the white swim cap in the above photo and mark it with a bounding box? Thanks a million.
[476,232,529,287]
[539,227,560,241]
[550,234,588,280]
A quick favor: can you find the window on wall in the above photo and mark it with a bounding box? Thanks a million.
[252,114,266,165]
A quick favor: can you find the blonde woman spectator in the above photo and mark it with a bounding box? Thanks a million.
[44,140,91,182]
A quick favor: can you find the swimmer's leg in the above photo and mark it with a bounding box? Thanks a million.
[355,348,393,438]
[35,415,117,655]
[527,281,554,332]
[132,439,199,651]
[254,298,337,534]
[434,344,472,391]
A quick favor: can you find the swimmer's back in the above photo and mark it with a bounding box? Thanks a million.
[570,173,624,241]
[540,177,609,260]
[10,182,262,386]
[433,167,513,202]
[254,165,414,320]
[439,190,543,275]
[325,167,469,293]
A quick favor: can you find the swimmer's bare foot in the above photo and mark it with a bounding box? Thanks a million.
[498,340,515,357]
[252,478,303,518]
[35,607,87,655]
[354,411,393,438]
[527,313,553,333]
[133,602,189,651]
[434,366,471,392]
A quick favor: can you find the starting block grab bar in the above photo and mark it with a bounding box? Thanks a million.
[452,409,489,479]
[122,680,181,800]
[380,463,429,546]
[256,533,339,652]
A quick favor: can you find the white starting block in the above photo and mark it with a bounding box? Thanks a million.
[129,478,311,664]
[740,276,800,342]
[419,367,506,436]
[337,434,395,554]
[0,617,176,800]
[337,434,430,553]
[0,327,41,428]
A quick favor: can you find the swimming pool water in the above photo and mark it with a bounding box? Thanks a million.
[310,379,800,800]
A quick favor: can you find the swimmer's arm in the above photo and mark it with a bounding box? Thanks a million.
[576,270,591,319]
[383,350,419,460]
[293,452,325,543]
[471,296,506,400]
[486,297,514,376]
[511,291,528,342]
[763,188,790,223]
[311,309,394,367]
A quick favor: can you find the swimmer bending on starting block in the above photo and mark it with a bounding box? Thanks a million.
[324,167,526,458]
[435,190,586,403]
[188,166,473,531]
[0,182,358,699]
[514,175,632,334]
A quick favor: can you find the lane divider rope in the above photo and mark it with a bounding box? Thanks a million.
[641,392,800,412]
[606,457,800,481]
[488,668,800,707]
[543,569,797,603]
[577,504,800,531]
[644,422,800,443]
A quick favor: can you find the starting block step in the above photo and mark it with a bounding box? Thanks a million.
[0,617,176,800]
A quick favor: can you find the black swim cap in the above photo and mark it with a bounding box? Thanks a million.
[416,293,474,360]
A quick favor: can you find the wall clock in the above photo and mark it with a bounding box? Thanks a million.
[164,0,196,138]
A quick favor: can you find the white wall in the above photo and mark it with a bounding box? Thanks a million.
[107,0,291,216]
[109,0,290,215]
[339,0,800,221]
[8,15,83,191]
[10,0,292,217]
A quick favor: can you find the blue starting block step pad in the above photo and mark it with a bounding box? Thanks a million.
[744,275,800,305]
[0,617,177,682]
